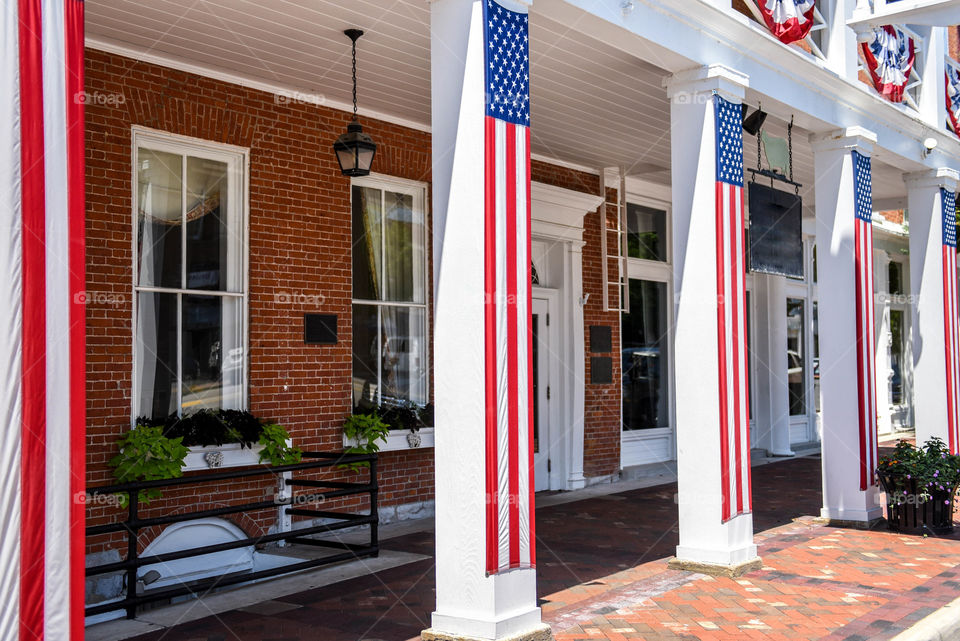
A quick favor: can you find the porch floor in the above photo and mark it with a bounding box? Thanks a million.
[89,441,960,641]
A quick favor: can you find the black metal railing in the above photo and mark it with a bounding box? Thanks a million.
[85,451,378,619]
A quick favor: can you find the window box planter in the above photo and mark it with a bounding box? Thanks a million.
[182,443,268,472]
[343,428,435,453]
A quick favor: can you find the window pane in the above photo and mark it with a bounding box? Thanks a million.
[352,303,380,410]
[383,191,425,303]
[380,306,428,405]
[352,186,382,300]
[621,279,669,430]
[890,309,904,405]
[626,204,666,262]
[787,298,806,416]
[888,261,904,297]
[813,302,820,413]
[186,157,237,291]
[181,295,242,413]
[137,149,182,288]
[136,292,178,419]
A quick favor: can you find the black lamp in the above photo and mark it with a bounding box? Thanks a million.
[333,29,377,177]
[741,103,768,136]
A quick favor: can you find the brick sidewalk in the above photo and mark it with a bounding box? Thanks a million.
[544,517,960,640]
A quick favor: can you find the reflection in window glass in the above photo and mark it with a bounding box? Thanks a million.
[186,156,237,291]
[621,279,669,430]
[351,181,429,414]
[813,302,820,413]
[180,295,243,412]
[626,204,667,262]
[136,292,178,419]
[787,298,806,416]
[137,149,182,289]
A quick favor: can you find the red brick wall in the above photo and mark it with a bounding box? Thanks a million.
[950,26,959,61]
[84,48,434,553]
[83,49,626,557]
[529,162,622,480]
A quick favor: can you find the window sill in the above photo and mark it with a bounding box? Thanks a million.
[343,427,435,453]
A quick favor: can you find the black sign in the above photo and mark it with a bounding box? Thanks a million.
[748,182,803,279]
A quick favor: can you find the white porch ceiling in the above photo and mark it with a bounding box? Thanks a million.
[84,0,907,202]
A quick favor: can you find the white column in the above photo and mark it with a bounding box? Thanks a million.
[566,240,587,490]
[916,27,948,128]
[811,127,883,524]
[754,274,794,457]
[666,65,760,572]
[823,0,861,80]
[906,168,960,449]
[427,1,548,640]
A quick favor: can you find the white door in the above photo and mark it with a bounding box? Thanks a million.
[532,298,551,491]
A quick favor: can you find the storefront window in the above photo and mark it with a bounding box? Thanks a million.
[352,179,429,412]
[134,136,245,419]
[626,204,667,262]
[621,279,669,430]
[888,261,904,297]
[787,298,806,416]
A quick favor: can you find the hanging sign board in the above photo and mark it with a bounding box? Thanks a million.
[748,181,804,278]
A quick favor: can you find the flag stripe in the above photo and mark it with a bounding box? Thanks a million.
[0,1,24,638]
[515,124,531,568]
[524,126,535,568]
[495,118,510,568]
[65,0,87,635]
[483,115,499,575]
[715,180,731,522]
[19,0,49,636]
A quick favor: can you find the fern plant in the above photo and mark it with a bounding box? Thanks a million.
[109,424,189,507]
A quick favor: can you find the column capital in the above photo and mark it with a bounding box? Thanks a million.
[903,167,959,192]
[663,64,748,104]
[809,127,878,155]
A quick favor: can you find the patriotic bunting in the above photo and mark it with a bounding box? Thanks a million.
[942,189,960,455]
[753,0,816,45]
[852,151,878,490]
[947,64,960,138]
[860,26,915,103]
[0,0,87,639]
[714,96,752,522]
[482,0,535,575]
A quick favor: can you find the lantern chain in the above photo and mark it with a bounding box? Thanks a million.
[788,115,797,194]
[352,38,358,119]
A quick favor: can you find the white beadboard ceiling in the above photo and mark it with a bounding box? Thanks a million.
[84,0,907,201]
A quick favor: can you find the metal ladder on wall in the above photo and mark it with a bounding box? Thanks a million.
[601,167,629,314]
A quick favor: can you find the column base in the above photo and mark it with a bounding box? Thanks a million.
[668,556,762,578]
[820,505,884,525]
[422,623,553,641]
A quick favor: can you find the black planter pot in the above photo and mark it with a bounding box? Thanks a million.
[878,471,958,534]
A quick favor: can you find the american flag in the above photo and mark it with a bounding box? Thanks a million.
[714,96,752,522]
[853,151,878,490]
[482,0,534,574]
[0,0,87,639]
[942,188,960,454]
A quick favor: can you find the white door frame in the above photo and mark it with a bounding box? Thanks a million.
[532,288,562,490]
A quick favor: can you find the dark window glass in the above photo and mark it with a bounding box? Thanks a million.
[626,204,667,262]
[621,279,669,430]
[787,298,806,416]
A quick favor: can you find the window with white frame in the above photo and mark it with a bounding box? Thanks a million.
[351,176,429,413]
[133,129,247,420]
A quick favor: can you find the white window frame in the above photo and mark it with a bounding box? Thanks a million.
[621,194,676,467]
[130,126,250,423]
[349,173,432,434]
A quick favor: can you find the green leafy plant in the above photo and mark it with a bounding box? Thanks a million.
[108,424,189,507]
[257,423,303,466]
[342,412,391,469]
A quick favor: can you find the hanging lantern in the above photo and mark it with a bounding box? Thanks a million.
[333,29,377,177]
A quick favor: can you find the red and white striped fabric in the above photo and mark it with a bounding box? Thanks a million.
[852,151,878,490]
[714,96,752,522]
[0,1,87,639]
[753,0,816,45]
[941,189,960,454]
[482,0,534,574]
[860,26,915,104]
